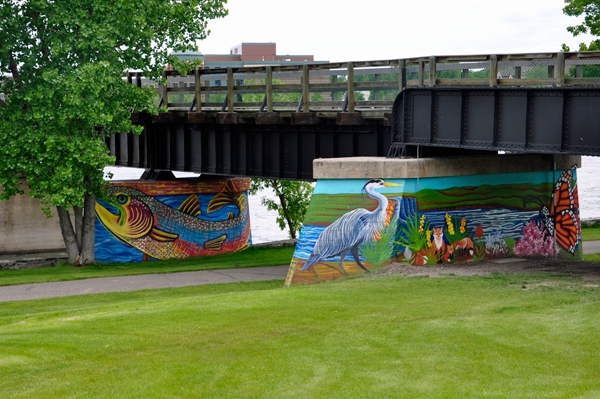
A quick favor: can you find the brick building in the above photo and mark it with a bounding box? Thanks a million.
[170,42,326,68]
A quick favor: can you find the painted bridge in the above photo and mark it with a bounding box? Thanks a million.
[112,50,600,180]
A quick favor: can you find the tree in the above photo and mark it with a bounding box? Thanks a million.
[249,179,314,240]
[563,0,600,51]
[0,0,227,265]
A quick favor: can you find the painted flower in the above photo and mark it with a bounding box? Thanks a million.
[426,230,432,247]
[475,224,484,239]
[446,214,455,235]
[460,218,466,234]
[513,220,558,257]
[419,214,425,235]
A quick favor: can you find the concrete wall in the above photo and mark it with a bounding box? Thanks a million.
[0,177,65,254]
[285,154,583,286]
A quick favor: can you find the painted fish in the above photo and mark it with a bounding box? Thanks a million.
[95,181,250,260]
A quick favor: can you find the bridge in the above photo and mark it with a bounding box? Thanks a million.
[112,51,600,180]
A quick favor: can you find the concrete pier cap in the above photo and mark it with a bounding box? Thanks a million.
[313,154,582,180]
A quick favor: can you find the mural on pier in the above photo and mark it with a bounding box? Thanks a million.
[95,178,252,263]
[285,166,582,286]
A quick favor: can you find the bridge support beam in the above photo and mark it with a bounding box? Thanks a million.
[285,154,583,286]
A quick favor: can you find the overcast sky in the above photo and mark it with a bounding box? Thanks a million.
[198,0,595,62]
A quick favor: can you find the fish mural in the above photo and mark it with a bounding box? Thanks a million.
[286,166,583,286]
[95,178,251,262]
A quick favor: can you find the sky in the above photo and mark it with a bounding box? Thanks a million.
[198,0,595,62]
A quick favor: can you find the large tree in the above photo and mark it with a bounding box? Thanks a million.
[250,179,313,240]
[563,0,600,51]
[0,0,227,265]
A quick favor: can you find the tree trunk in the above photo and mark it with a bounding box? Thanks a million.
[80,193,96,264]
[57,206,80,264]
[56,193,96,266]
[272,180,296,240]
[74,205,83,249]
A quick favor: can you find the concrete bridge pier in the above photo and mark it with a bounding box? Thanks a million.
[285,154,583,286]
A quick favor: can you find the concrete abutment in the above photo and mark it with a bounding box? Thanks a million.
[286,154,583,286]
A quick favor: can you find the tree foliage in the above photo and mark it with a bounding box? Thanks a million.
[0,0,227,264]
[563,0,600,51]
[249,179,314,240]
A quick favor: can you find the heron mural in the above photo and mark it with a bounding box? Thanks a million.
[285,169,582,286]
[300,179,401,275]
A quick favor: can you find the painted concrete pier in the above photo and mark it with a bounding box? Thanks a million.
[286,154,583,286]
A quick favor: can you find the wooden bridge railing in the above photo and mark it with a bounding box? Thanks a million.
[128,50,600,120]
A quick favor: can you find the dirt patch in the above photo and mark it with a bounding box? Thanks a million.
[378,258,600,281]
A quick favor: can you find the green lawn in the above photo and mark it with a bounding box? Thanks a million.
[582,226,600,242]
[0,246,294,287]
[1,273,599,398]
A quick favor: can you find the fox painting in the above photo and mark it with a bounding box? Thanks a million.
[432,227,454,263]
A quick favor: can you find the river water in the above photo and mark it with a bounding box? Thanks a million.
[105,155,600,244]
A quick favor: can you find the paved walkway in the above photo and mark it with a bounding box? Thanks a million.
[1,240,599,303]
[0,265,290,302]
[583,240,600,255]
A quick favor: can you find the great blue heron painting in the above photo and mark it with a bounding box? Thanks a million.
[300,179,402,275]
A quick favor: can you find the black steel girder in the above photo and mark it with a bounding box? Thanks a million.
[389,87,600,156]
[111,114,390,180]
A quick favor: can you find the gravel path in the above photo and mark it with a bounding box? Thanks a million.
[379,258,600,280]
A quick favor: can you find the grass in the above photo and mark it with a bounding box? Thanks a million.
[584,252,600,261]
[582,225,600,241]
[1,273,600,398]
[0,246,294,287]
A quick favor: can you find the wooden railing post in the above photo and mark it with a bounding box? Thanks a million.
[347,62,355,112]
[194,67,202,112]
[557,52,565,87]
[373,74,381,100]
[135,72,142,88]
[266,66,273,112]
[398,59,405,91]
[418,60,425,87]
[461,69,469,79]
[490,55,498,87]
[227,68,234,112]
[429,56,436,87]
[161,70,168,108]
[515,66,522,79]
[302,64,310,112]
[331,74,338,101]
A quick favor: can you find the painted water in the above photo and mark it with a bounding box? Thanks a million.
[105,155,600,244]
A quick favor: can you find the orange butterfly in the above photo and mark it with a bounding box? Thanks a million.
[523,165,581,255]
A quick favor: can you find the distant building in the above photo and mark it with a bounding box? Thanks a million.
[170,42,327,69]
[203,42,326,68]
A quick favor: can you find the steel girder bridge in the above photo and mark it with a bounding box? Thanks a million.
[114,51,600,180]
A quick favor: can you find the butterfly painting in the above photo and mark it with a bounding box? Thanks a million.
[524,165,581,255]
